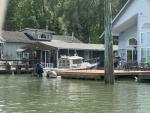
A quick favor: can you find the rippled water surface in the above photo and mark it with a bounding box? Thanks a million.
[0,75,150,113]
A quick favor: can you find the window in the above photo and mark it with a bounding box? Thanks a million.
[141,48,150,62]
[141,32,150,44]
[23,53,29,60]
[141,23,150,29]
[73,59,82,64]
[41,34,46,39]
[17,53,22,60]
[31,32,35,37]
[127,38,137,46]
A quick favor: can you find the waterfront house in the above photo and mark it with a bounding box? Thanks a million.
[101,0,150,64]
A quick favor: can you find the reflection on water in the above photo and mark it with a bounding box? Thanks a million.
[0,75,150,113]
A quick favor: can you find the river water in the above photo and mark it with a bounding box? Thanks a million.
[0,75,150,113]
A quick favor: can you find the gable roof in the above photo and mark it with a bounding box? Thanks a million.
[112,0,140,35]
[38,40,118,51]
[112,0,132,24]
[99,0,134,38]
[2,31,33,43]
[112,0,150,35]
[1,30,82,44]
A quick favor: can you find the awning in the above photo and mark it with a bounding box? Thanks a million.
[0,36,5,43]
[16,48,27,52]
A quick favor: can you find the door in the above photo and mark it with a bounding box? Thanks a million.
[41,50,50,64]
[84,50,89,60]
[127,49,137,62]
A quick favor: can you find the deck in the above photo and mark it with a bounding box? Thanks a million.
[0,59,42,74]
[57,70,150,80]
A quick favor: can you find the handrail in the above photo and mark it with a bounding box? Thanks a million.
[84,57,100,64]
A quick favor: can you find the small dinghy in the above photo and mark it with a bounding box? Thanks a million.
[46,70,57,78]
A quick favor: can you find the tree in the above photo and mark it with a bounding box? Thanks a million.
[4,0,127,44]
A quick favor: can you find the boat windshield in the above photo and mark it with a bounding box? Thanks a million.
[73,59,82,64]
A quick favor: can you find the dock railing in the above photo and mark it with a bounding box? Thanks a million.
[0,59,42,74]
[84,57,100,64]
[41,63,53,68]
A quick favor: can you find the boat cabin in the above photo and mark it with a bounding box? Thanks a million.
[58,55,83,69]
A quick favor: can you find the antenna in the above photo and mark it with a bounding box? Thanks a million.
[89,37,90,43]
[72,32,74,43]
[66,35,70,56]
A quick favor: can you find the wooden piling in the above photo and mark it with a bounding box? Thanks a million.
[104,0,115,84]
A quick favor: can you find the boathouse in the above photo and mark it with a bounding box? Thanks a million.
[24,40,118,68]
[101,0,150,65]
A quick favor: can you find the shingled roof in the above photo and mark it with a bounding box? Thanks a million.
[53,35,82,43]
[2,31,33,43]
[19,28,55,34]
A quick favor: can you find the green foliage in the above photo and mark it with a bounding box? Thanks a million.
[5,0,127,44]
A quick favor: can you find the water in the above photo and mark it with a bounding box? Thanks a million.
[0,75,150,113]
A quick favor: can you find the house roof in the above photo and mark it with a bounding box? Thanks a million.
[112,14,137,35]
[112,0,132,24]
[112,0,138,35]
[1,31,34,43]
[19,28,55,34]
[99,0,133,38]
[1,30,82,44]
[53,35,82,43]
[0,36,5,43]
[38,40,118,51]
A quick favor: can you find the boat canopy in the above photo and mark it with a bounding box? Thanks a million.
[68,56,83,60]
[60,55,83,60]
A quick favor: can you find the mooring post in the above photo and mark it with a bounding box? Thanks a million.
[104,0,115,84]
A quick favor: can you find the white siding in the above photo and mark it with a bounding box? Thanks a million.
[118,24,137,60]
[113,0,150,29]
[115,0,150,63]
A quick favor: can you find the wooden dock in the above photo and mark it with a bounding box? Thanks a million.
[0,59,41,74]
[57,70,150,80]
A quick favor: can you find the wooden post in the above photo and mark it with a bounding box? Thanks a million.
[26,61,29,73]
[104,0,115,84]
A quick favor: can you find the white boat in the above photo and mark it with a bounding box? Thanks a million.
[33,55,99,77]
[46,70,57,78]
[48,54,99,71]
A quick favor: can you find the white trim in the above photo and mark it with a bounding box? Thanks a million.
[112,0,131,23]
[140,22,150,30]
[140,47,150,62]
[23,52,29,59]
[126,37,137,46]
[126,48,137,62]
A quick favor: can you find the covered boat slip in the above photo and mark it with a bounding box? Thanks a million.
[24,40,118,68]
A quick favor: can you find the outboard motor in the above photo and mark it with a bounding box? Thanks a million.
[32,62,44,77]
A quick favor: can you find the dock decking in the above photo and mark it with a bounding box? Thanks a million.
[57,70,150,80]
